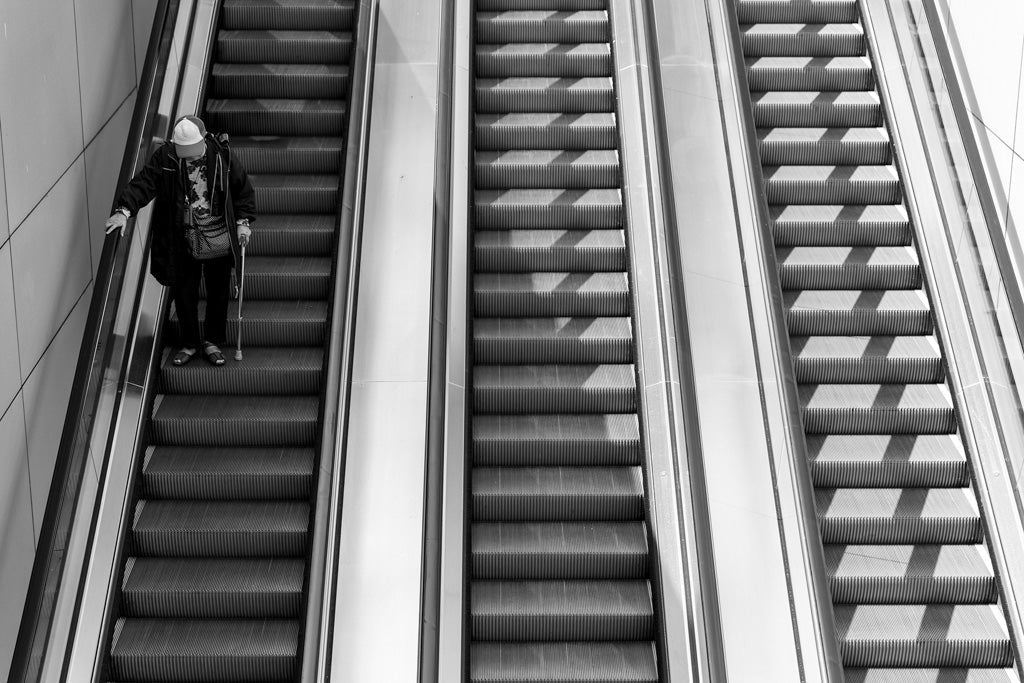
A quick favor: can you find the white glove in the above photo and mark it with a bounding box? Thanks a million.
[105,211,128,236]
[237,222,252,248]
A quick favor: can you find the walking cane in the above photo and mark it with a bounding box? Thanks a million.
[235,243,246,361]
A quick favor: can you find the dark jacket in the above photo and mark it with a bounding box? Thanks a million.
[115,133,256,287]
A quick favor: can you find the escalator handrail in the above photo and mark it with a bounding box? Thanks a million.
[301,1,381,680]
[7,3,182,681]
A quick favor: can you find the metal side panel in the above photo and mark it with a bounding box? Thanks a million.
[863,0,1024,669]
[645,0,844,679]
[329,0,446,679]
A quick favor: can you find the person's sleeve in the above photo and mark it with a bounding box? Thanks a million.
[229,150,256,223]
[113,147,165,215]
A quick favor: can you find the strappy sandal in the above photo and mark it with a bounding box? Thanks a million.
[203,342,226,366]
[172,347,198,366]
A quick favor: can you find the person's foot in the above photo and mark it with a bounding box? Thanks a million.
[172,347,197,365]
[203,342,226,366]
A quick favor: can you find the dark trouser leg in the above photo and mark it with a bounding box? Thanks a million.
[172,253,203,349]
[202,254,234,346]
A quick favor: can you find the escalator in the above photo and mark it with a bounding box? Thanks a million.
[732,0,1017,677]
[467,1,661,680]
[103,0,355,678]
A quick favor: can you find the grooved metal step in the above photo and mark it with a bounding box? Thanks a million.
[170,300,329,347]
[476,77,615,113]
[474,272,630,317]
[474,229,626,272]
[199,256,332,300]
[476,43,612,78]
[784,289,932,336]
[736,0,859,24]
[764,165,901,205]
[250,174,339,213]
[772,204,911,246]
[476,150,619,189]
[121,557,305,617]
[160,347,323,395]
[210,63,350,99]
[816,488,981,544]
[752,91,881,127]
[473,317,633,364]
[472,522,648,579]
[473,364,637,413]
[472,414,642,466]
[471,580,655,641]
[742,23,865,57]
[808,434,968,488]
[799,383,954,434]
[231,137,344,174]
[778,246,920,290]
[473,466,644,520]
[242,214,336,256]
[152,395,319,446]
[109,618,298,681]
[143,447,315,500]
[131,500,310,556]
[746,56,873,91]
[476,11,609,43]
[206,99,346,136]
[217,30,352,64]
[469,642,660,683]
[758,127,890,166]
[792,336,941,384]
[222,0,354,31]
[476,113,618,150]
[475,188,623,229]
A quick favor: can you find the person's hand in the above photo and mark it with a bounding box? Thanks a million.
[105,211,127,236]
[237,222,251,248]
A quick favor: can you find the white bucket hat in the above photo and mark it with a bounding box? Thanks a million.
[171,116,207,158]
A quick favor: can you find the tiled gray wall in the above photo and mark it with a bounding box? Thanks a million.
[943,0,1024,238]
[0,0,158,675]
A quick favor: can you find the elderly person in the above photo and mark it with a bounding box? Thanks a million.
[106,115,256,366]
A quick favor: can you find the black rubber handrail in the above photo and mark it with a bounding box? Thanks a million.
[7,3,181,681]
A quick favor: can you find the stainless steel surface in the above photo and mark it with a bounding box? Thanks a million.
[303,2,379,681]
[330,0,446,677]
[436,0,470,677]
[611,0,709,679]
[864,0,1024,670]
[60,2,215,679]
[643,0,843,677]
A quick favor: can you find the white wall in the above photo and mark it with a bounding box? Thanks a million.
[0,0,158,675]
[942,0,1024,238]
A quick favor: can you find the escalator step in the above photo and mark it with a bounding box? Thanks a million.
[758,127,890,166]
[474,229,626,272]
[201,256,332,300]
[808,434,968,488]
[736,0,859,24]
[752,91,881,128]
[476,43,613,78]
[206,99,346,136]
[474,272,630,317]
[476,77,615,113]
[217,30,352,64]
[143,446,315,500]
[109,617,298,681]
[778,246,920,290]
[473,364,636,413]
[799,383,954,434]
[244,214,336,256]
[792,336,942,385]
[471,580,655,641]
[222,0,354,31]
[475,11,609,43]
[784,289,931,336]
[476,150,620,189]
[472,521,648,579]
[250,175,339,214]
[475,113,618,151]
[121,557,305,617]
[152,396,318,446]
[473,317,633,364]
[232,137,344,174]
[741,23,866,57]
[835,604,1012,667]
[159,347,323,395]
[826,545,996,604]
[772,204,911,246]
[473,466,644,520]
[470,641,659,683]
[472,414,642,466]
[132,500,310,557]
[764,165,901,205]
[476,0,607,9]
[475,188,623,229]
[746,56,873,91]
[816,488,981,544]
[168,300,329,347]
[210,64,350,99]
